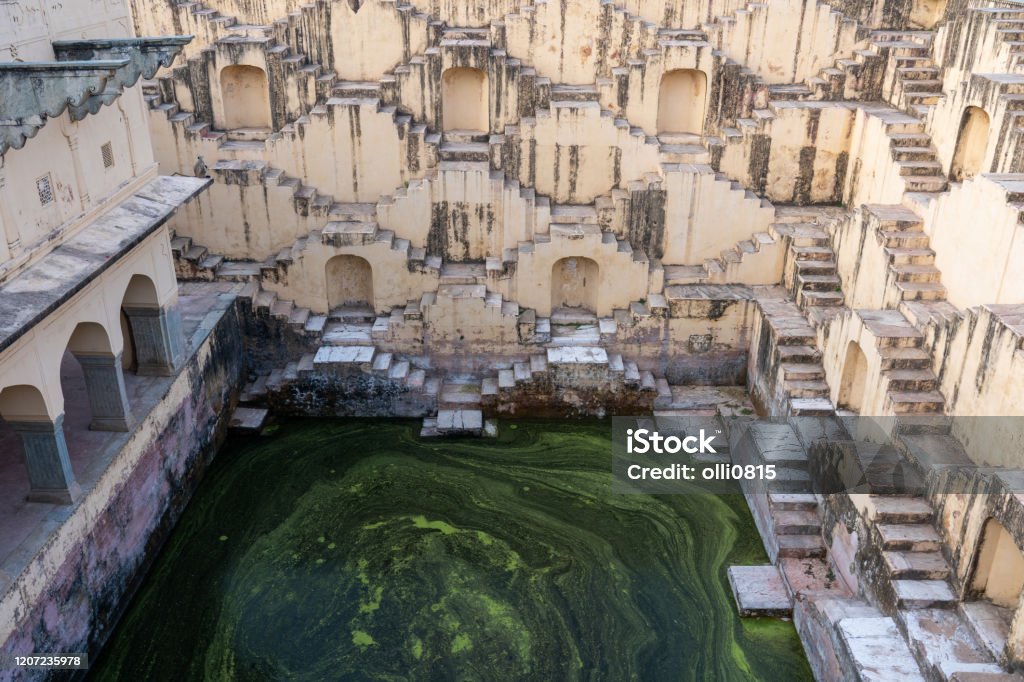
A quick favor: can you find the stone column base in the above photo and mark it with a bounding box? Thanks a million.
[10,416,80,505]
[75,353,133,432]
[124,305,185,377]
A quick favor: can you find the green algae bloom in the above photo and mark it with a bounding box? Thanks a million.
[91,419,811,681]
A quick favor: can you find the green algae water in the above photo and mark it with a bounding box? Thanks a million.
[91,419,811,681]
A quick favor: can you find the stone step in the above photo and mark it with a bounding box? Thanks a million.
[797,273,842,291]
[878,523,941,552]
[509,361,528,382]
[794,259,838,275]
[879,346,932,371]
[322,324,374,346]
[770,467,812,493]
[314,345,376,366]
[883,551,950,580]
[406,369,426,390]
[892,263,942,282]
[530,354,547,373]
[776,345,821,364]
[777,534,825,558]
[887,390,946,414]
[440,382,483,405]
[885,246,936,265]
[894,580,956,609]
[769,492,818,511]
[880,230,930,248]
[896,281,947,301]
[240,375,268,403]
[727,565,792,617]
[773,509,822,535]
[799,290,845,307]
[781,363,826,381]
[372,352,393,372]
[420,417,440,438]
[550,204,598,224]
[789,397,835,416]
[546,346,610,366]
[902,609,1003,680]
[869,496,934,523]
[439,141,489,162]
[388,359,410,380]
[886,368,938,392]
[439,262,487,284]
[436,409,484,435]
[836,614,926,680]
[791,245,835,261]
[903,175,948,193]
[959,601,1015,665]
[785,379,830,398]
[304,314,327,334]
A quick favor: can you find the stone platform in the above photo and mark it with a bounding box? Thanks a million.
[728,564,793,617]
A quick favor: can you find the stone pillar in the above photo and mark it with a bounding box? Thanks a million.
[9,416,81,504]
[122,305,185,376]
[75,353,133,432]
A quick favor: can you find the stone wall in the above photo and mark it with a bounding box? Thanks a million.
[0,297,245,679]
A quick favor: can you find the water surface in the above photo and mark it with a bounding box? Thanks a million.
[91,419,811,681]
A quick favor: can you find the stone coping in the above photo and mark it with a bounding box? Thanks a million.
[0,175,211,354]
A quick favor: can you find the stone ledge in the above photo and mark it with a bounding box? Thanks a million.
[727,564,792,616]
[0,175,210,354]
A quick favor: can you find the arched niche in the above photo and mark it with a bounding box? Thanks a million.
[971,518,1024,609]
[657,69,708,136]
[551,257,599,314]
[219,65,272,130]
[950,106,991,183]
[326,255,375,312]
[442,67,488,133]
[838,341,869,413]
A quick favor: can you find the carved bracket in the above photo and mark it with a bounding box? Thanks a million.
[53,36,192,89]
[0,36,193,155]
[0,60,127,154]
[54,37,193,122]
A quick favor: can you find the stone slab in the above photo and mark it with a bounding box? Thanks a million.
[838,616,926,681]
[894,579,956,608]
[228,407,268,432]
[313,346,376,365]
[902,609,994,678]
[959,601,1013,662]
[727,565,792,616]
[436,409,483,433]
[546,346,609,365]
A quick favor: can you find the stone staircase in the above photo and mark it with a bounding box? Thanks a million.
[857,310,946,416]
[422,373,488,437]
[729,417,1013,679]
[872,31,946,117]
[863,204,947,305]
[143,1,337,138]
[774,209,846,313]
[238,298,438,413]
[730,419,827,560]
[870,496,956,610]
[754,288,835,416]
